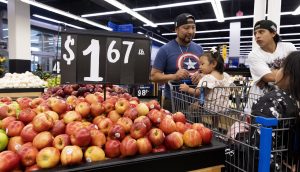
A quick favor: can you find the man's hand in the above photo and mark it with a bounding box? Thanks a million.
[190,72,204,84]
[174,69,189,80]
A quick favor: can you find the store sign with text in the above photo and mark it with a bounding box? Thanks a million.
[60,29,151,85]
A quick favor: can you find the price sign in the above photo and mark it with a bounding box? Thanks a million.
[135,84,154,97]
[60,29,151,85]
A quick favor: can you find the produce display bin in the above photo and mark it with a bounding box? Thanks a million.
[0,88,45,99]
[38,139,225,172]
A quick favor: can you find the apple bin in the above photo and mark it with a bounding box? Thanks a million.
[0,86,225,172]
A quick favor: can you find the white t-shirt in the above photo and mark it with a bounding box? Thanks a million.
[244,42,296,114]
[197,72,234,112]
[247,42,297,95]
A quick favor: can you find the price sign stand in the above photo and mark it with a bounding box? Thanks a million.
[60,29,151,99]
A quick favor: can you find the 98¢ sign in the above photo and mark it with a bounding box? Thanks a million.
[60,29,151,85]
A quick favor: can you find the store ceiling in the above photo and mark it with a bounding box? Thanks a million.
[1,0,300,53]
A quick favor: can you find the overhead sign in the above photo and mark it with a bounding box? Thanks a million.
[60,29,151,85]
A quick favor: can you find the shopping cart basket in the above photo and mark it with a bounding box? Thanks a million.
[169,82,299,172]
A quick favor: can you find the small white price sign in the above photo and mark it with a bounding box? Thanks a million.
[60,30,151,84]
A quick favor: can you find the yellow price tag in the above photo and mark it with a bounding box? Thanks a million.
[222,45,227,61]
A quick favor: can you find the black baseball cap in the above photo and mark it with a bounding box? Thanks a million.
[174,13,195,28]
[254,20,280,42]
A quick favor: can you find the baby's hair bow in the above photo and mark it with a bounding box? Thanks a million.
[210,47,218,54]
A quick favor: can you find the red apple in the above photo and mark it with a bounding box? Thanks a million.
[185,122,193,130]
[0,96,12,103]
[129,97,140,104]
[172,112,186,123]
[165,132,183,150]
[116,117,133,133]
[0,105,16,119]
[102,101,115,113]
[32,131,54,150]
[30,98,44,109]
[17,144,38,167]
[108,124,126,141]
[147,109,163,125]
[17,97,32,110]
[98,118,113,135]
[53,134,70,150]
[25,164,40,172]
[32,113,54,132]
[199,127,213,145]
[130,122,148,139]
[50,120,66,137]
[1,116,16,129]
[120,136,138,157]
[146,99,161,110]
[90,103,105,117]
[136,103,149,116]
[84,146,105,162]
[44,111,59,121]
[159,117,176,135]
[148,128,165,146]
[20,124,38,142]
[75,102,90,118]
[65,121,84,136]
[90,129,106,147]
[107,110,121,123]
[50,99,67,114]
[104,140,121,158]
[136,137,152,155]
[63,111,82,124]
[66,95,77,108]
[63,85,74,95]
[152,144,167,153]
[6,121,25,137]
[192,123,205,133]
[123,107,138,120]
[115,98,130,114]
[61,146,83,165]
[36,147,60,168]
[34,104,50,114]
[0,151,20,172]
[70,128,91,147]
[7,136,24,152]
[134,116,152,131]
[92,115,106,125]
[183,129,202,148]
[85,94,99,104]
[18,109,36,124]
[176,122,188,134]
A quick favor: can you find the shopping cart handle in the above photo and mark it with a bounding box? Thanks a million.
[180,79,192,84]
[255,116,278,127]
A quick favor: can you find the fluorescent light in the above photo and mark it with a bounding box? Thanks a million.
[82,0,217,17]
[280,24,300,28]
[2,28,8,31]
[198,41,252,45]
[193,36,253,41]
[0,0,7,4]
[211,0,224,22]
[280,33,300,36]
[137,32,166,45]
[20,0,112,31]
[103,0,157,27]
[292,5,300,15]
[33,14,85,29]
[282,39,300,42]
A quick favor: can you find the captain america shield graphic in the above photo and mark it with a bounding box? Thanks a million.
[176,53,200,75]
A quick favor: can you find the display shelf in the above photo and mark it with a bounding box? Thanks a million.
[0,88,45,99]
[38,139,225,172]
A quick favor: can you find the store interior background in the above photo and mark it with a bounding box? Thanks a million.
[0,0,299,74]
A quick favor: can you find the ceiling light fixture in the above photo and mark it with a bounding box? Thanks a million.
[82,0,224,17]
[33,14,85,30]
[103,0,157,27]
[210,0,224,22]
[0,0,7,4]
[2,28,8,31]
[19,0,112,31]
[137,32,166,45]
[292,5,300,15]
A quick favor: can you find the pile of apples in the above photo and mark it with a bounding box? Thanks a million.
[0,92,212,172]
[42,84,128,99]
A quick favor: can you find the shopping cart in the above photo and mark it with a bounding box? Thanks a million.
[169,82,299,172]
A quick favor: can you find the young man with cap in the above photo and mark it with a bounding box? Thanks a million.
[150,13,203,112]
[247,19,297,96]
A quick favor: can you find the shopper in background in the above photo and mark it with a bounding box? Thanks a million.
[151,13,203,112]
[247,20,297,96]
